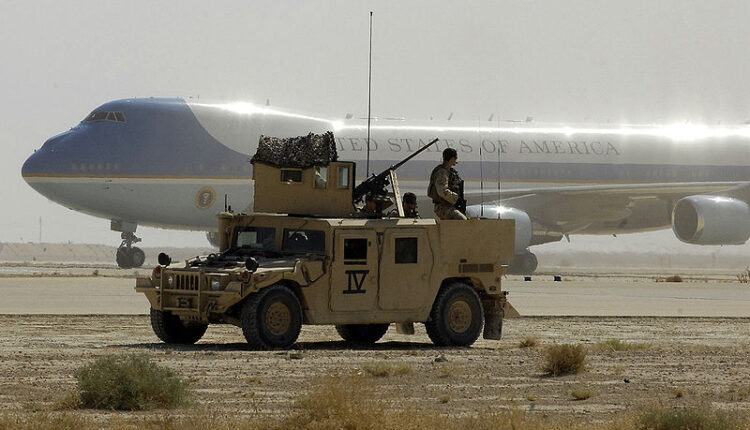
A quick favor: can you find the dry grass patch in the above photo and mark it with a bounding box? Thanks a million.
[0,413,99,430]
[570,386,594,401]
[519,337,539,348]
[362,361,413,377]
[593,338,648,352]
[435,362,462,378]
[637,405,742,430]
[542,344,587,376]
[62,354,192,411]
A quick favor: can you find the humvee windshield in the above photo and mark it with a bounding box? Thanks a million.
[233,226,276,250]
[282,228,326,254]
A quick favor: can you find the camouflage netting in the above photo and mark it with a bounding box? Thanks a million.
[251,132,338,168]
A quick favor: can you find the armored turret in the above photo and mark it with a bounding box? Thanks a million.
[251,132,356,217]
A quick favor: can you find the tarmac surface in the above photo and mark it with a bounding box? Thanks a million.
[2,265,750,424]
[1,269,749,316]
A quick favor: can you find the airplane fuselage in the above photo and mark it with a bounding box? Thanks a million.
[22,98,750,235]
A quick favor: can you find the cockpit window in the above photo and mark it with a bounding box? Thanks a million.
[84,111,126,123]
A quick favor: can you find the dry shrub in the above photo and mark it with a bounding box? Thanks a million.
[542,344,587,376]
[570,386,594,401]
[72,354,192,410]
[519,337,539,348]
[665,275,683,282]
[362,361,413,377]
[737,268,750,283]
[593,338,648,352]
[637,405,741,430]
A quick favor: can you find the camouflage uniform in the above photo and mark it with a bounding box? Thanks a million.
[428,165,467,220]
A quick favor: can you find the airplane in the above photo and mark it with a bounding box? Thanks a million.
[21,97,750,272]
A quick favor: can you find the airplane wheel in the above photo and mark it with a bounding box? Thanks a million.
[425,282,484,347]
[130,247,146,268]
[335,324,389,344]
[241,285,302,350]
[150,308,208,344]
[116,248,132,269]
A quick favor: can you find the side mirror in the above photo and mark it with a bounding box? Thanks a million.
[158,252,172,267]
[245,257,259,272]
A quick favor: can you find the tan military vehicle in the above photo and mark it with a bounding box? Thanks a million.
[136,133,517,349]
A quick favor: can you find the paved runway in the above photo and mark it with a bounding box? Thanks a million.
[1,275,749,316]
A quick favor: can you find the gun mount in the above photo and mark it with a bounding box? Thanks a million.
[352,138,439,217]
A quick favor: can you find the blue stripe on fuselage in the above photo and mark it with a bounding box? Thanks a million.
[22,98,251,178]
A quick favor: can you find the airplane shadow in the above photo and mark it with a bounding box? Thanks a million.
[119,340,466,352]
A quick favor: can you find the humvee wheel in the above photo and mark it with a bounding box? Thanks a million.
[425,283,484,347]
[149,308,208,344]
[241,285,302,350]
[335,324,389,344]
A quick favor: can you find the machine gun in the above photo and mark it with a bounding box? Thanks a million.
[454,176,467,215]
[353,138,439,216]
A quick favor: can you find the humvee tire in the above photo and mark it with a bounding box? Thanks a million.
[335,324,389,344]
[150,308,208,344]
[241,285,302,350]
[425,283,484,347]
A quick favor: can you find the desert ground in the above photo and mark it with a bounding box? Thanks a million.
[1,263,750,426]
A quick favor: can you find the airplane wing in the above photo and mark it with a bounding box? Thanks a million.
[465,181,750,235]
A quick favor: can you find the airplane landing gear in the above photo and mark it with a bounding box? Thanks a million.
[116,232,145,269]
[507,251,538,275]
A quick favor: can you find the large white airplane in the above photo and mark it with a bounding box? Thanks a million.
[21,98,750,272]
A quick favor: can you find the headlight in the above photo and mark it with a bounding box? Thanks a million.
[167,275,174,287]
[210,278,221,291]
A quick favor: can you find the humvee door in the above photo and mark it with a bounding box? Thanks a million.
[329,230,378,312]
[378,229,433,311]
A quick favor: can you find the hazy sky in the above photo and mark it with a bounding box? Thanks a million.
[2,0,750,256]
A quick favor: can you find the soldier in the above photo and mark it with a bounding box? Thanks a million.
[428,148,467,220]
[387,192,420,218]
[402,192,420,218]
[357,193,392,218]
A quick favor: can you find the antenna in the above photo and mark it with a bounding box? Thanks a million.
[366,11,373,177]
[480,143,484,217]
[497,115,501,191]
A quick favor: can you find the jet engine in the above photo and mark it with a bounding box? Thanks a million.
[672,195,750,245]
[466,205,532,254]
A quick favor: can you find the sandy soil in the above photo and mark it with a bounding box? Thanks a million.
[1,314,750,423]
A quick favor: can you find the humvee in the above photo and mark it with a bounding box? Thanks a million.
[136,133,517,349]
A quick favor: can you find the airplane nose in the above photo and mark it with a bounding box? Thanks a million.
[21,148,43,179]
[22,132,73,180]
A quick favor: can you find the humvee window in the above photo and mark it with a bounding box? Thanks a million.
[337,166,350,189]
[281,169,302,183]
[343,238,367,263]
[314,166,328,189]
[395,237,418,264]
[282,229,326,254]
[234,226,276,250]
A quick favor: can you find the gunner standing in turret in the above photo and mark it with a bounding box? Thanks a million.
[428,148,467,220]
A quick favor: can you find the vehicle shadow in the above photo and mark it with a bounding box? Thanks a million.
[119,340,460,352]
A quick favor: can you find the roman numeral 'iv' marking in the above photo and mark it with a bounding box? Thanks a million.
[343,270,369,294]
